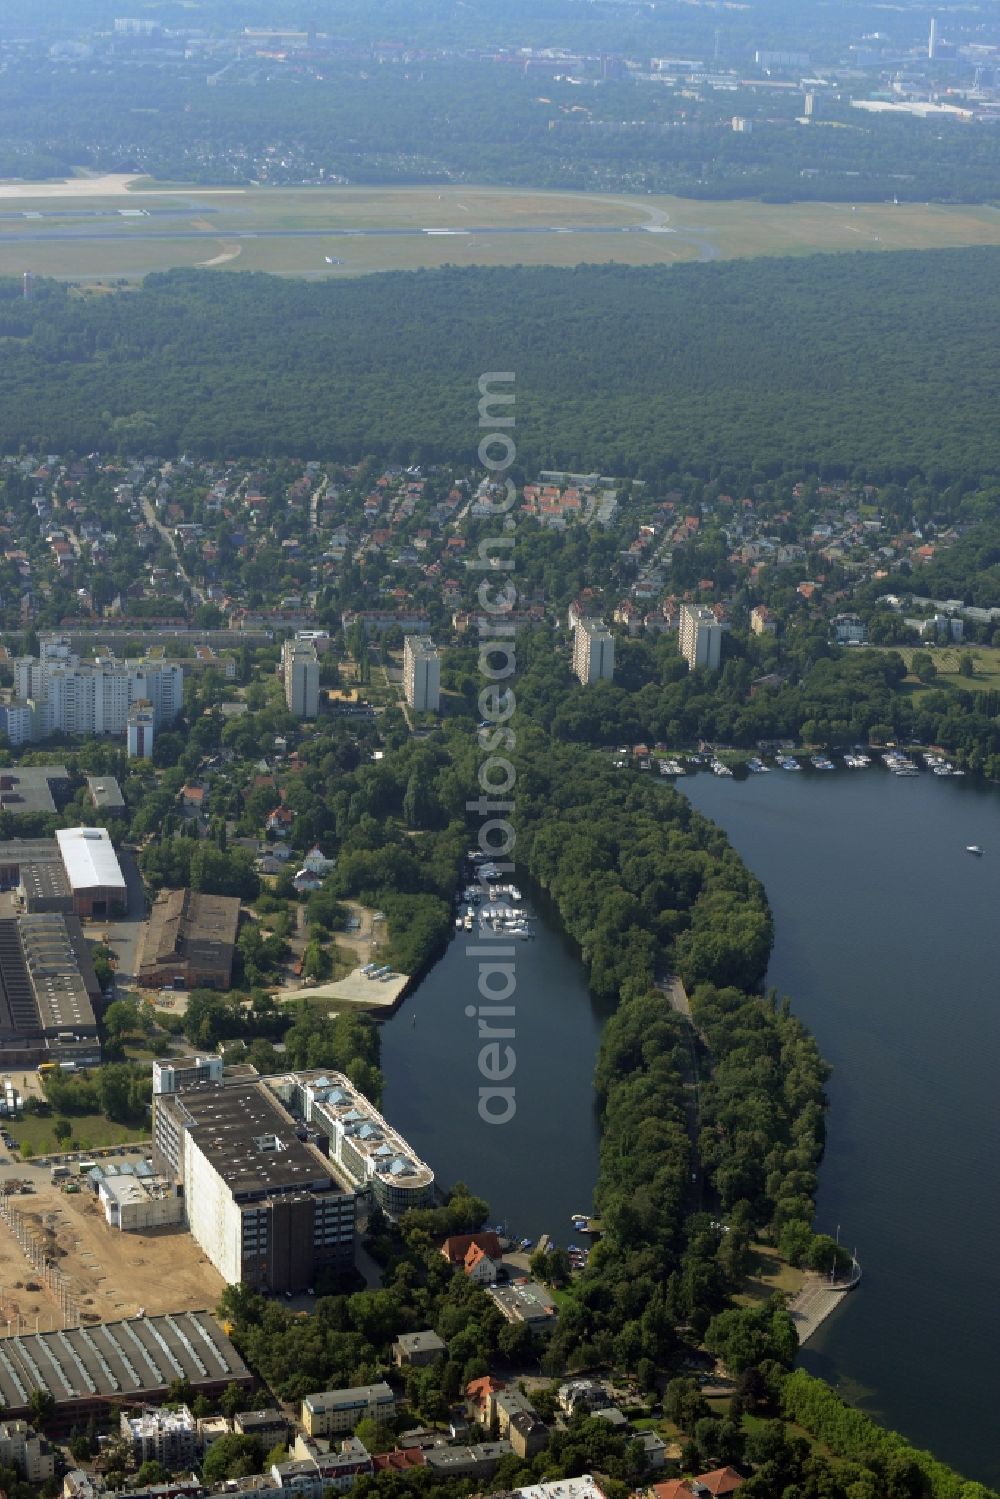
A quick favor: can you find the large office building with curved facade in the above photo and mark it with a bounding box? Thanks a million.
[151,1066,433,1293]
[275,1070,435,1220]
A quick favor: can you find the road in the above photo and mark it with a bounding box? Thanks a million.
[84,845,148,988]
[141,495,206,605]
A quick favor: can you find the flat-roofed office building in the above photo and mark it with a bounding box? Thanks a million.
[153,1080,356,1293]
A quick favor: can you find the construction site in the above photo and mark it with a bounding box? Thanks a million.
[0,1172,223,1334]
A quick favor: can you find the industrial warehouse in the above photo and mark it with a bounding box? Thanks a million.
[138,888,241,991]
[0,1312,250,1433]
[0,827,127,919]
[0,910,102,1068]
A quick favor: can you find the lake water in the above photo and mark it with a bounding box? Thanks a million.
[683,767,1000,1488]
[381,766,999,1486]
[380,887,609,1243]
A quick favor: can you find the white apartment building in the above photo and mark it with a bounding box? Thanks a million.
[126,700,156,760]
[282,638,320,718]
[7,639,182,746]
[121,1406,198,1469]
[572,619,615,686]
[679,604,723,671]
[0,1420,55,1484]
[403,635,441,712]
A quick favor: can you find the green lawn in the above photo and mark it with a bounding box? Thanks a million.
[873,644,1000,693]
[9,1112,150,1157]
[733,1241,806,1307]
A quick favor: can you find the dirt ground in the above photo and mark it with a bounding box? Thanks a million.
[0,1179,224,1331]
[341,900,384,964]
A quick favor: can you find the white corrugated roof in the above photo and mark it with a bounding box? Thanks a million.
[56,827,126,892]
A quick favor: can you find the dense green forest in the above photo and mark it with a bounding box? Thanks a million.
[4,252,1000,480]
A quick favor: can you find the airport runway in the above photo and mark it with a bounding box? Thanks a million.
[1,220,721,259]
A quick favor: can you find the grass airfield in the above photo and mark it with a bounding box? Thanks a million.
[1,174,1000,280]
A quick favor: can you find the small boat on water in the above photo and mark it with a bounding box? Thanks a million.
[966,845,984,856]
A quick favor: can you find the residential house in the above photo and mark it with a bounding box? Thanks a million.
[441,1231,503,1265]
[266,805,294,838]
[489,1388,548,1459]
[464,1242,499,1285]
[749,605,777,636]
[465,1376,505,1422]
[303,847,335,875]
[557,1379,612,1416]
[392,1331,448,1368]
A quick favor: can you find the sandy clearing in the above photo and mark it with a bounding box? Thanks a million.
[199,243,243,267]
[0,174,141,200]
[0,174,248,201]
[0,1179,225,1324]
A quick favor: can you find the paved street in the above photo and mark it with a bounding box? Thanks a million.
[84,845,148,987]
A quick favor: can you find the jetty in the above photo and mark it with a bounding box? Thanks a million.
[276,966,410,1011]
[789,1257,862,1346]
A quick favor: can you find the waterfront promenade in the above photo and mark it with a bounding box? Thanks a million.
[789,1260,862,1346]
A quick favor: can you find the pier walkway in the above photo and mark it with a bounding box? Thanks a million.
[789,1260,862,1346]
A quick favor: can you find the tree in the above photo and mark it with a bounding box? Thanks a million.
[353,1418,391,1454]
[135,1460,170,1486]
[910,651,937,683]
[664,1378,710,1432]
[220,1379,254,1419]
[302,939,332,981]
[27,1389,55,1429]
[958,652,976,678]
[53,1117,72,1144]
[103,997,144,1044]
[68,1429,94,1462]
[201,1433,265,1483]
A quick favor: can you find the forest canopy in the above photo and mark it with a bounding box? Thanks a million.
[3,250,1000,481]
